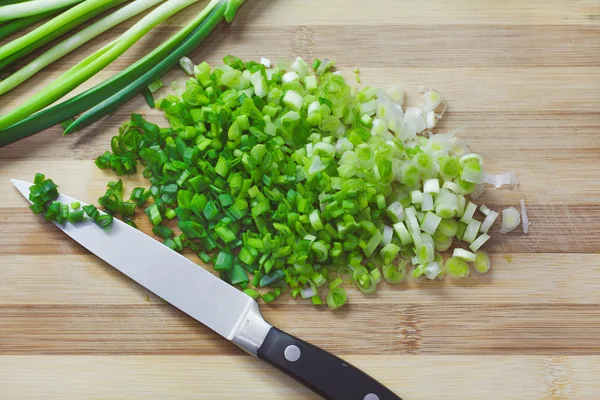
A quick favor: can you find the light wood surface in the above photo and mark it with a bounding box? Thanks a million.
[1,1,599,399]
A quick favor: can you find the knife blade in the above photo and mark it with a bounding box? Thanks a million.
[13,179,402,400]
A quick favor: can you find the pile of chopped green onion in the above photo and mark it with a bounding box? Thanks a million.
[84,55,503,309]
[0,0,246,145]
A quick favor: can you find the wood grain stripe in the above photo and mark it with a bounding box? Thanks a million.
[1,303,598,356]
[2,253,598,306]
[9,24,600,70]
[0,355,597,400]
[3,112,600,159]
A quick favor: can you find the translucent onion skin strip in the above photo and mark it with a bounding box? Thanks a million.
[0,0,236,146]
[0,0,83,22]
[64,2,228,134]
[520,199,530,234]
[0,0,164,95]
[0,0,202,130]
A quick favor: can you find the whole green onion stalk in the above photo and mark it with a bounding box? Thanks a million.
[0,0,111,62]
[64,1,230,134]
[0,0,126,70]
[0,0,165,96]
[0,0,204,130]
[0,9,64,42]
[0,0,84,22]
[0,0,246,146]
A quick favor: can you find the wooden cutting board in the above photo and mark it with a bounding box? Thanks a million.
[1,1,599,398]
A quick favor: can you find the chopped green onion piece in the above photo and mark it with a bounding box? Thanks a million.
[474,250,491,273]
[82,204,99,220]
[445,256,470,279]
[452,248,477,262]
[230,263,249,285]
[500,207,521,234]
[423,178,440,194]
[417,243,434,265]
[243,288,261,299]
[326,287,347,310]
[380,243,400,264]
[262,291,276,303]
[328,277,343,290]
[480,210,499,233]
[198,252,212,263]
[460,202,477,224]
[461,160,483,183]
[410,190,423,204]
[152,224,174,239]
[145,204,162,226]
[363,230,383,257]
[469,233,490,252]
[420,211,442,235]
[214,251,234,271]
[462,218,482,244]
[390,222,411,245]
[433,230,452,252]
[148,79,163,93]
[383,264,405,284]
[438,219,458,237]
[67,209,84,223]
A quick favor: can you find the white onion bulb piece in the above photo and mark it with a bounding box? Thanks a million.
[480,210,499,233]
[260,57,271,68]
[300,285,316,298]
[424,262,442,280]
[335,137,353,155]
[316,57,331,75]
[382,225,394,246]
[452,248,476,262]
[469,233,490,252]
[484,170,519,189]
[520,199,530,234]
[282,71,299,83]
[179,57,194,76]
[423,90,442,112]
[500,207,521,234]
[405,107,426,133]
[426,111,436,129]
[388,86,404,106]
[428,132,454,152]
[459,153,484,166]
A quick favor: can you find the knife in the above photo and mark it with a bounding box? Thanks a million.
[12,179,402,400]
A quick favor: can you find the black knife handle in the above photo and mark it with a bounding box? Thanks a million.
[257,327,402,400]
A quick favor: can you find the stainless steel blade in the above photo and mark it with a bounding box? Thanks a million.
[12,179,271,353]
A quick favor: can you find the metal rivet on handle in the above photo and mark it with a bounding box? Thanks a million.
[284,345,301,362]
[364,394,380,400]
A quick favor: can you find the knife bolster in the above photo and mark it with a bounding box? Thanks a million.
[231,299,273,356]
